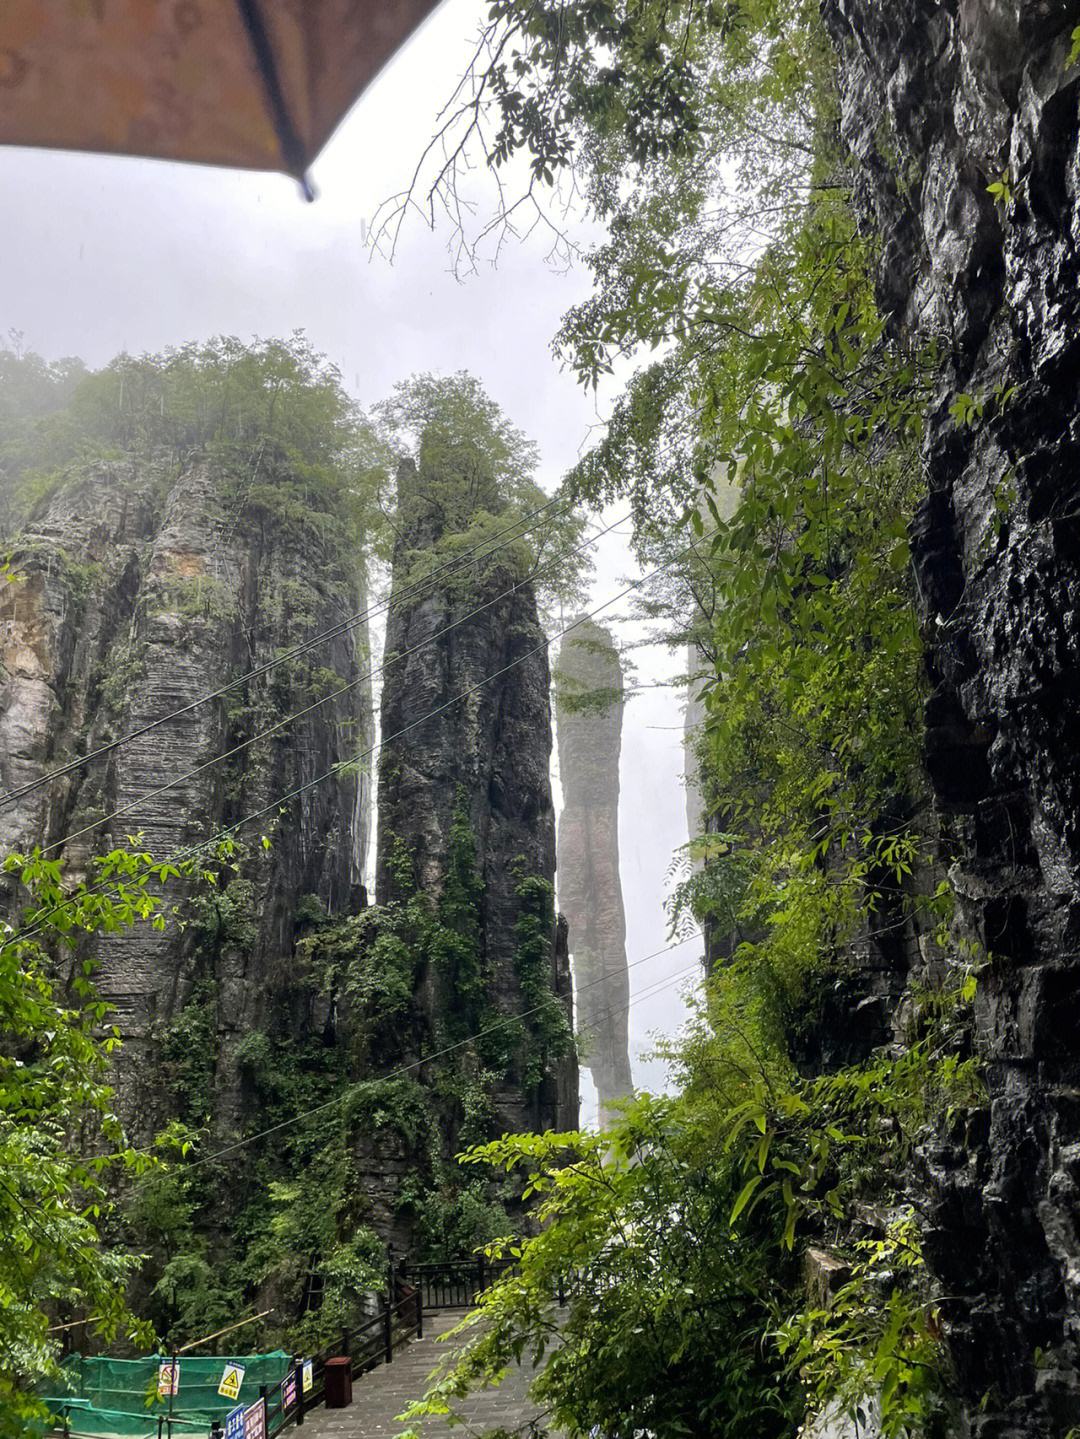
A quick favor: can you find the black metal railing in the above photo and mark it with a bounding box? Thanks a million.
[397,1255,516,1312]
[294,1279,423,1425]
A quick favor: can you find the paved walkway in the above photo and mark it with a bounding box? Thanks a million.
[302,1311,553,1439]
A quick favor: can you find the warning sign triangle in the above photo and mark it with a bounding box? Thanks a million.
[218,1364,245,1400]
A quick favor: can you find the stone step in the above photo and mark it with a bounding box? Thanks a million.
[299,1311,555,1439]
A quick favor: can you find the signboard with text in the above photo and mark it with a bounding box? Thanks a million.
[281,1370,298,1410]
[243,1395,267,1439]
[224,1405,245,1439]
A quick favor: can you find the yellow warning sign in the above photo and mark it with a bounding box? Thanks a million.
[218,1363,245,1401]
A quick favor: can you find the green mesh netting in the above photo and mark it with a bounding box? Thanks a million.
[41,1352,291,1436]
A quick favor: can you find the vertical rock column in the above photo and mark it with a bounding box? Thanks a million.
[556,619,632,1127]
[377,458,577,1136]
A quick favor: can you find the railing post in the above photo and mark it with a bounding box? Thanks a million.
[341,1326,350,1359]
[477,1251,486,1296]
[383,1295,394,1364]
[294,1360,304,1428]
[416,1280,424,1340]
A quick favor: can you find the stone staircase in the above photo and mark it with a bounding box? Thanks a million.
[300,1310,552,1438]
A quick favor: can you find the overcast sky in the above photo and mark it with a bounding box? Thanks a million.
[0,0,701,1113]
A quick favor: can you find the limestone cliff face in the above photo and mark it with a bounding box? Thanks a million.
[555,620,632,1127]
[824,6,1080,1430]
[0,450,373,1135]
[376,459,577,1136]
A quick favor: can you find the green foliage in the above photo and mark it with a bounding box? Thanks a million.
[431,798,488,1041]
[0,339,88,530]
[376,371,589,616]
[125,1164,237,1348]
[0,333,391,551]
[776,1212,943,1437]
[379,372,538,512]
[189,874,259,954]
[248,818,565,1327]
[147,573,236,626]
[157,981,219,1126]
[126,1014,390,1355]
[512,866,573,1088]
[402,1100,799,1439]
[406,1175,515,1261]
[407,960,981,1439]
[986,167,1013,210]
[384,0,983,1433]
[0,845,194,1431]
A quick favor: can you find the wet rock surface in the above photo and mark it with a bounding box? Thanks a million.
[824,4,1080,1430]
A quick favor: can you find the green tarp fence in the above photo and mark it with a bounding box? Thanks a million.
[41,1351,291,1436]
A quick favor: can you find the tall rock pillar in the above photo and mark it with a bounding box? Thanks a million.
[0,451,373,1137]
[376,458,577,1136]
[556,619,632,1127]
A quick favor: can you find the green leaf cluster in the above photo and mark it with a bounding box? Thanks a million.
[377,372,590,617]
[0,333,391,553]
[0,846,195,1430]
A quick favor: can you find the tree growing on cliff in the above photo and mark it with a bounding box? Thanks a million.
[376,371,589,616]
[0,333,392,551]
[401,1099,799,1439]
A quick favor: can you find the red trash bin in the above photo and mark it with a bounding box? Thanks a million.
[324,1356,353,1408]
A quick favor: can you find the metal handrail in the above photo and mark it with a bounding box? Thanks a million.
[295,1280,423,1426]
[398,1255,516,1311]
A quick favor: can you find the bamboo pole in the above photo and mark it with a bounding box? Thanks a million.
[175,1308,275,1354]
